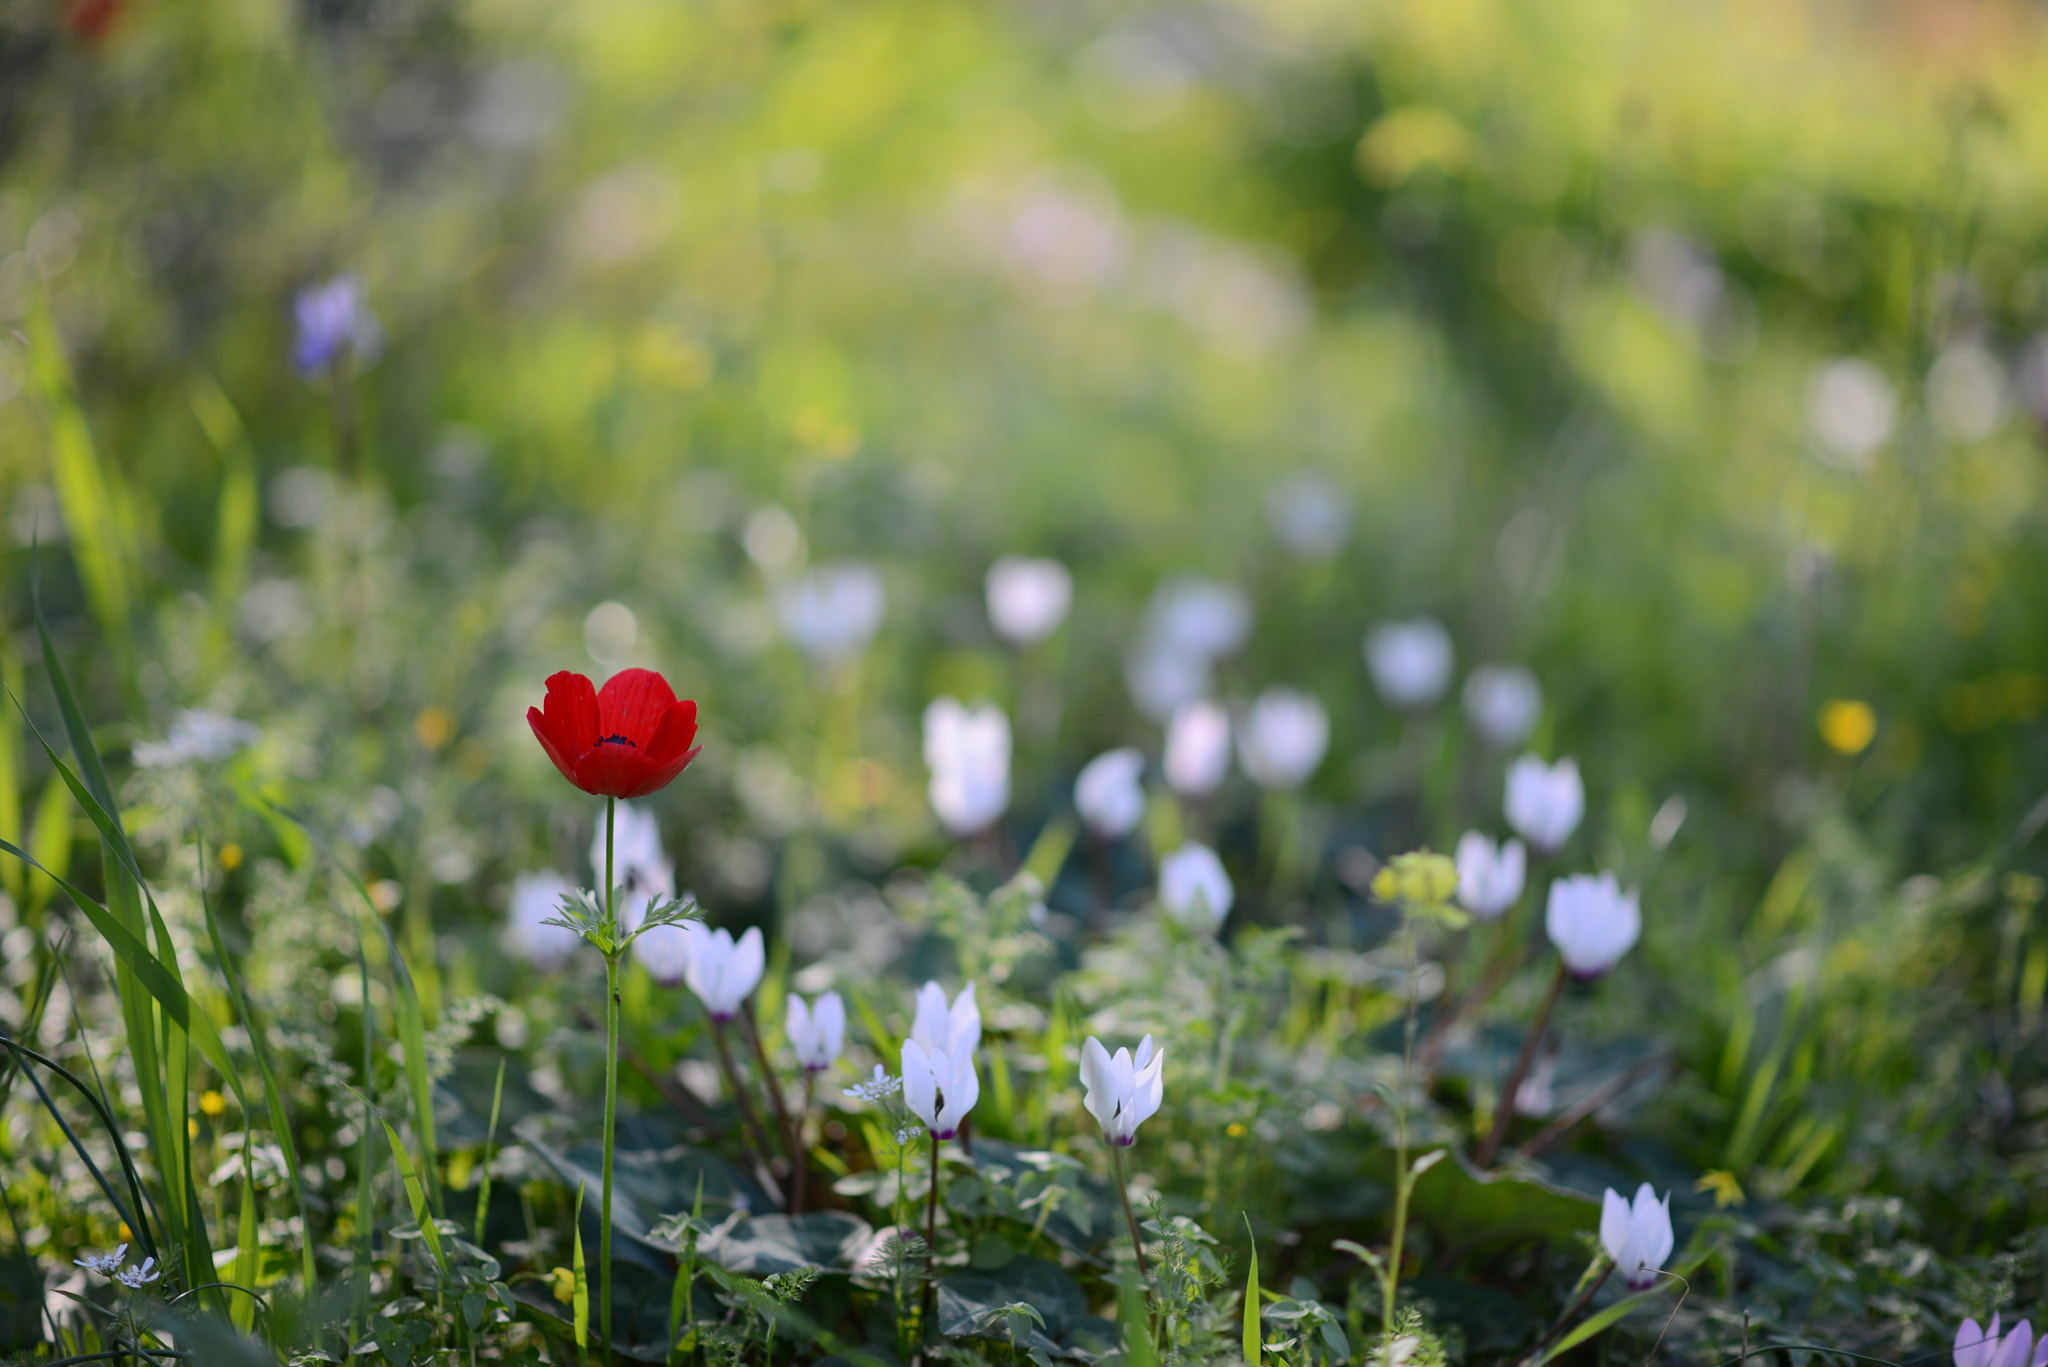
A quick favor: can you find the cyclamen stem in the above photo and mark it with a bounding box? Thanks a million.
[710,1019,778,1192]
[1475,960,1568,1169]
[742,1001,805,1213]
[1519,1260,1611,1367]
[922,1127,941,1347]
[600,797,618,1367]
[1109,1144,1149,1279]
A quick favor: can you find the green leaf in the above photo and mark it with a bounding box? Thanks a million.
[571,1182,590,1358]
[381,1120,449,1277]
[1244,1219,1262,1367]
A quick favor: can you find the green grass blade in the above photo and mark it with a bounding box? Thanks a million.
[1243,1217,1260,1367]
[381,1118,450,1277]
[475,1059,506,1248]
[572,1181,590,1357]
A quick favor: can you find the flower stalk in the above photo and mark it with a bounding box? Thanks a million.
[1110,1143,1150,1279]
[743,1001,805,1212]
[1475,960,1567,1169]
[600,796,618,1367]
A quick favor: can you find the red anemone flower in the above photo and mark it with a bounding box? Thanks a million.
[527,668,700,799]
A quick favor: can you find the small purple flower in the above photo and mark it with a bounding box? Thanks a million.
[293,275,381,376]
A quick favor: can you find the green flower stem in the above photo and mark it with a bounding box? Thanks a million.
[741,1000,805,1212]
[1475,960,1568,1169]
[1110,1143,1149,1279]
[922,1127,941,1343]
[601,796,617,1367]
[710,1019,778,1190]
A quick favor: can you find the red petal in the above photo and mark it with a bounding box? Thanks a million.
[644,699,699,766]
[621,744,700,799]
[529,672,602,792]
[596,669,678,747]
[571,744,654,799]
[527,707,584,788]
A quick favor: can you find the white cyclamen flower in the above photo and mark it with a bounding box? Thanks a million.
[632,923,691,987]
[1952,1316,2047,1367]
[901,1039,979,1140]
[114,1257,162,1289]
[786,991,846,1072]
[682,924,765,1021]
[593,801,676,928]
[1463,665,1542,748]
[75,1244,128,1277]
[1599,1184,1674,1290]
[1505,755,1584,854]
[1454,832,1526,921]
[507,872,582,968]
[132,710,260,767]
[1075,747,1146,838]
[1546,872,1641,979]
[1147,577,1253,660]
[775,562,887,665]
[986,556,1073,645]
[1158,842,1233,933]
[1365,618,1454,709]
[1080,1034,1165,1146]
[922,698,1011,835]
[1164,700,1231,797]
[1237,688,1329,791]
[910,980,981,1060]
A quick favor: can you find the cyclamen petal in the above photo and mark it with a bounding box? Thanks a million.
[1079,1033,1166,1145]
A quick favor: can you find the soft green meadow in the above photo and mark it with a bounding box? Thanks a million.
[2,0,2047,1363]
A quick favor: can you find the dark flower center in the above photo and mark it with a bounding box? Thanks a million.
[597,734,638,748]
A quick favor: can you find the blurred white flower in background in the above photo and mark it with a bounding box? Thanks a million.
[775,561,886,665]
[786,991,846,1072]
[132,710,259,767]
[1158,841,1233,932]
[583,600,638,666]
[507,871,582,968]
[682,924,765,1021]
[1237,688,1329,791]
[1505,754,1584,854]
[985,555,1073,645]
[1366,617,1454,708]
[1806,358,1895,471]
[1546,872,1641,979]
[743,504,805,573]
[910,980,982,1059]
[632,923,690,986]
[1600,1184,1674,1289]
[1927,342,2007,443]
[1265,472,1351,559]
[1163,700,1231,797]
[1124,575,1252,720]
[1463,665,1542,748]
[1005,174,1125,296]
[922,699,1011,835]
[1454,831,1526,920]
[592,801,676,927]
[901,1038,979,1139]
[1075,747,1147,838]
[1080,1034,1165,1145]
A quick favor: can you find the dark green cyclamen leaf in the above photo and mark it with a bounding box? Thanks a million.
[699,1210,874,1274]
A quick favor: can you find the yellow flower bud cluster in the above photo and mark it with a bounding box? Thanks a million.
[1371,850,1459,909]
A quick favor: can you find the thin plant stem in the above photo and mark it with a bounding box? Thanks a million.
[600,796,617,1367]
[1516,1260,1610,1367]
[1475,961,1568,1169]
[1384,927,1420,1349]
[710,1017,776,1167]
[922,1127,942,1351]
[1110,1144,1149,1279]
[742,1000,804,1212]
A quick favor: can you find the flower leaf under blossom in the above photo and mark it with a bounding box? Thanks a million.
[543,888,704,959]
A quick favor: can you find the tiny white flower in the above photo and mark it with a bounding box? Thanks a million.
[1454,832,1526,921]
[775,561,887,665]
[986,556,1073,645]
[845,1064,902,1104]
[786,991,846,1072]
[1505,755,1584,854]
[507,872,582,968]
[1080,1034,1165,1146]
[923,698,1011,836]
[1599,1184,1673,1290]
[632,922,691,987]
[1163,700,1231,797]
[901,1039,979,1140]
[593,801,676,929]
[1075,747,1146,839]
[132,710,260,767]
[1463,665,1543,748]
[75,1244,128,1277]
[1545,872,1641,979]
[910,981,981,1060]
[1365,618,1454,708]
[114,1256,162,1289]
[681,924,765,1021]
[1158,842,1233,933]
[1236,688,1328,791]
